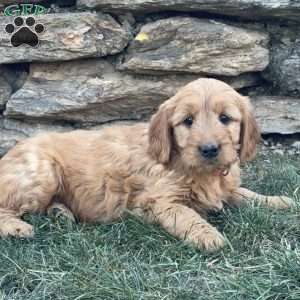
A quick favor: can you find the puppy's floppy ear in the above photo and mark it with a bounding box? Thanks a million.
[148,104,173,164]
[239,96,261,162]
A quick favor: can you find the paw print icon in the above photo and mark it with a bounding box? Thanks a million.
[5,16,45,47]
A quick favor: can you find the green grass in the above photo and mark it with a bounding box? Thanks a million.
[0,151,299,300]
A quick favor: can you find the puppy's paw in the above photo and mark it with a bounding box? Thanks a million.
[47,203,75,222]
[187,227,225,252]
[0,219,34,238]
[269,196,295,209]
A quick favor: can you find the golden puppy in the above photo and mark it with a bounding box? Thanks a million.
[0,78,293,251]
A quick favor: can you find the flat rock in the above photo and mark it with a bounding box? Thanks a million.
[252,96,300,134]
[0,117,72,157]
[4,59,261,124]
[77,0,300,22]
[0,12,131,63]
[118,17,269,76]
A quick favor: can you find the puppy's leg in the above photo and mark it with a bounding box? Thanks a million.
[229,187,294,209]
[126,174,224,251]
[0,149,61,238]
[137,202,225,252]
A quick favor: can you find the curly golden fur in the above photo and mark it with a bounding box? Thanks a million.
[0,78,294,251]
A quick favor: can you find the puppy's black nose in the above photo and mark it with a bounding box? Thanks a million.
[199,144,219,159]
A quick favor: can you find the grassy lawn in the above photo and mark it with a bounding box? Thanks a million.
[0,151,299,300]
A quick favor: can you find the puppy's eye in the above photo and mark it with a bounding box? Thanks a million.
[183,116,193,127]
[219,114,231,125]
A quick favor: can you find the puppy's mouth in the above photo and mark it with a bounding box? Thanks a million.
[213,165,230,176]
[201,157,239,175]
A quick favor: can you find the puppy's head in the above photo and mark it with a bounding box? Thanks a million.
[148,78,260,172]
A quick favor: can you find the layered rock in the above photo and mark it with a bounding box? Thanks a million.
[0,12,131,63]
[77,0,300,22]
[118,17,269,76]
[252,96,300,134]
[0,1,299,151]
[4,59,261,124]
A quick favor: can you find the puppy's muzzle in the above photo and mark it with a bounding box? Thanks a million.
[199,143,220,159]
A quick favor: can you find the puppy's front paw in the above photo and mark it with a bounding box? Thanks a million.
[268,196,295,209]
[0,219,34,238]
[187,227,225,252]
